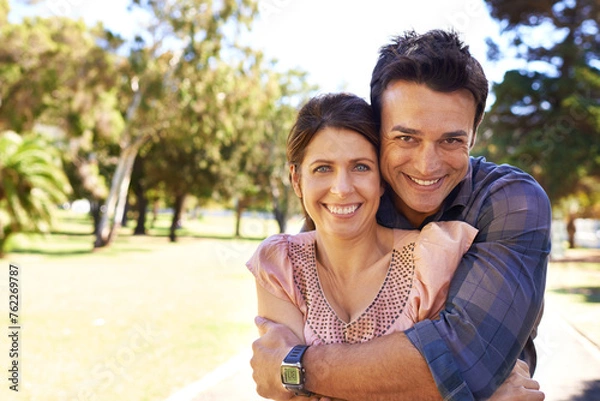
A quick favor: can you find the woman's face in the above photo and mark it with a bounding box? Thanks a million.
[291,127,383,239]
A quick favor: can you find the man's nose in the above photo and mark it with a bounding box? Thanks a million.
[414,143,441,175]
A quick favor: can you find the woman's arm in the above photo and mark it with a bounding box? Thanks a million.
[255,283,338,401]
[256,282,305,341]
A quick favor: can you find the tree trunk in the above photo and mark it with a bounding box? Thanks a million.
[94,135,149,248]
[169,193,186,243]
[133,158,148,236]
[134,191,148,235]
[0,224,15,259]
[151,199,159,228]
[121,196,130,227]
[273,205,287,234]
[93,81,147,249]
[234,200,243,238]
[566,215,577,249]
[89,199,102,236]
[270,175,288,234]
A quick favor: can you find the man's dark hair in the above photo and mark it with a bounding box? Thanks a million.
[370,29,488,133]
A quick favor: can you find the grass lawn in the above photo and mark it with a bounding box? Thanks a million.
[0,210,598,401]
[0,210,302,401]
[545,248,600,348]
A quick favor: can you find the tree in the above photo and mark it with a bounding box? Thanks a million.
[479,0,600,245]
[91,0,259,247]
[208,50,314,237]
[0,131,71,257]
[251,68,314,234]
[0,10,125,237]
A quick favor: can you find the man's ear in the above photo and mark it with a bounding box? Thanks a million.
[471,112,484,149]
[470,131,478,149]
[290,164,302,198]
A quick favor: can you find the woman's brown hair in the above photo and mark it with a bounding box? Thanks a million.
[287,93,378,230]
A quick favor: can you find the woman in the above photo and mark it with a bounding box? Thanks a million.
[247,93,544,400]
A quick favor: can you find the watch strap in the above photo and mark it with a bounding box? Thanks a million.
[283,344,309,364]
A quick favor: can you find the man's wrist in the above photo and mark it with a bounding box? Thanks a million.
[281,345,313,397]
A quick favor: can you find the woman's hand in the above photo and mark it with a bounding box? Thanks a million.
[488,359,545,400]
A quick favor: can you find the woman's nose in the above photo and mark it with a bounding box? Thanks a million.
[330,170,352,197]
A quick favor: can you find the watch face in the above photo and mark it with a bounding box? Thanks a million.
[281,366,301,385]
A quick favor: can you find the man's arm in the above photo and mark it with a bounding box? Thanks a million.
[305,330,442,401]
[406,173,552,399]
[253,317,442,401]
[253,318,545,401]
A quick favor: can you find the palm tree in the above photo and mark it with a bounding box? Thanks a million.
[0,131,71,257]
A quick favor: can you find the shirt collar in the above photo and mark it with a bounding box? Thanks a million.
[443,158,473,211]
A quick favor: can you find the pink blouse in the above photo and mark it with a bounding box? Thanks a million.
[247,221,478,345]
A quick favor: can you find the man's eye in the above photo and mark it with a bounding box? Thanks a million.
[444,138,465,145]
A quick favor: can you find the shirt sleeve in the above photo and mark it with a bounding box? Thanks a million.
[246,234,301,306]
[410,221,478,323]
[405,174,552,400]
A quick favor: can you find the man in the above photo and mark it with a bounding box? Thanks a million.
[251,29,551,400]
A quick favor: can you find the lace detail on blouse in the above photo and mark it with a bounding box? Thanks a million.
[288,240,416,344]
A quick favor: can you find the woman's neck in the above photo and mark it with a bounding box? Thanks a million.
[315,223,391,278]
[313,223,394,323]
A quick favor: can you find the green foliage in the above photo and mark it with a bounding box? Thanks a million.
[125,0,315,236]
[0,13,124,209]
[0,130,72,257]
[479,0,600,214]
[1,0,317,244]
[0,0,7,25]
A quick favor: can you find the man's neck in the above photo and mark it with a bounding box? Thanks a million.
[391,195,437,228]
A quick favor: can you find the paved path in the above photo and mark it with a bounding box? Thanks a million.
[164,349,267,401]
[534,299,600,401]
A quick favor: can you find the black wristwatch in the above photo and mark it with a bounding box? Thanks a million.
[281,345,313,397]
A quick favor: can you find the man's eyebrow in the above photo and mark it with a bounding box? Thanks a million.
[390,125,469,138]
[390,124,419,134]
[441,130,469,138]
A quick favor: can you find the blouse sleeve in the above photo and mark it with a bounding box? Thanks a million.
[246,234,301,307]
[411,221,479,322]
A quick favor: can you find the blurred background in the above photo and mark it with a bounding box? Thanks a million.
[0,0,599,400]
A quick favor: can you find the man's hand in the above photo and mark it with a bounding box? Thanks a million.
[251,316,340,401]
[251,316,302,400]
[488,359,545,401]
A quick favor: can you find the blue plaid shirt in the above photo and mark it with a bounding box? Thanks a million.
[376,156,551,400]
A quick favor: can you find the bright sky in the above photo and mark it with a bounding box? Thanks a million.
[8,0,515,104]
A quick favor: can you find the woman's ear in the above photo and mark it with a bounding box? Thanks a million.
[290,164,302,198]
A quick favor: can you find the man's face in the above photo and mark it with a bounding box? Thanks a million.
[379,80,477,227]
